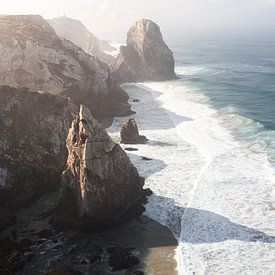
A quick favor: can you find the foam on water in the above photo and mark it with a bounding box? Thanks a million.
[108,74,275,274]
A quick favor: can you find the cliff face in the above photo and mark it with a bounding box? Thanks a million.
[56,105,151,228]
[48,16,115,65]
[0,15,131,119]
[111,19,177,82]
[0,86,77,208]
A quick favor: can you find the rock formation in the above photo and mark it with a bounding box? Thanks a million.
[111,19,177,82]
[120,118,147,144]
[48,16,115,64]
[0,15,131,119]
[55,105,151,229]
[0,86,77,208]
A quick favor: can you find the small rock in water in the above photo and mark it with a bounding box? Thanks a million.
[142,156,153,161]
[125,147,139,151]
[120,118,147,144]
[133,99,140,102]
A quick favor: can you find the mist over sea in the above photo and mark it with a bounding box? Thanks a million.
[109,30,275,274]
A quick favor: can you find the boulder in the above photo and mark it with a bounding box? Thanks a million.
[111,19,177,82]
[54,105,151,229]
[120,118,147,144]
[107,246,139,271]
[0,15,131,119]
[0,86,77,208]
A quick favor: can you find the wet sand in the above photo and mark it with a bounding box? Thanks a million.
[91,216,178,274]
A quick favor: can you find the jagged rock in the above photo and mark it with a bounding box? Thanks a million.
[0,207,17,231]
[54,105,151,229]
[111,19,177,82]
[107,246,139,271]
[48,16,115,64]
[120,118,147,144]
[0,15,131,119]
[0,86,77,208]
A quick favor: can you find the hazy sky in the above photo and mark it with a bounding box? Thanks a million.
[1,0,275,40]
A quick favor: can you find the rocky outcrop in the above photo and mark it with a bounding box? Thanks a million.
[111,19,177,82]
[0,15,131,119]
[120,118,147,144]
[0,86,77,208]
[55,105,151,229]
[48,16,115,65]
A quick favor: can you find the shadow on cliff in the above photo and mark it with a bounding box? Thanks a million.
[109,83,192,132]
[146,194,275,245]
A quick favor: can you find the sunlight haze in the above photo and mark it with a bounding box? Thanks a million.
[1,0,275,40]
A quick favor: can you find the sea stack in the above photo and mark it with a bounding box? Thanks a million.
[120,118,147,144]
[111,19,177,82]
[0,15,131,119]
[55,105,151,229]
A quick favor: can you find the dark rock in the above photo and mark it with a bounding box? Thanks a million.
[0,207,17,231]
[88,246,103,264]
[11,229,17,240]
[125,147,139,151]
[133,271,144,275]
[107,246,139,271]
[53,106,151,230]
[142,157,153,161]
[120,118,147,144]
[17,238,33,252]
[37,229,53,239]
[44,266,83,275]
[133,99,140,102]
[111,19,177,82]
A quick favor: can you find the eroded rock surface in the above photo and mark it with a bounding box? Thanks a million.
[0,86,77,208]
[0,15,131,119]
[56,105,151,228]
[111,19,177,82]
[120,118,147,144]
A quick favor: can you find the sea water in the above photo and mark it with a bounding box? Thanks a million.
[108,31,275,274]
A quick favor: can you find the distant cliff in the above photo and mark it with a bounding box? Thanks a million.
[0,86,77,208]
[111,19,177,82]
[0,15,131,119]
[48,16,115,64]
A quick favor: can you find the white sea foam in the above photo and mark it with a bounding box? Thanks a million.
[108,75,275,274]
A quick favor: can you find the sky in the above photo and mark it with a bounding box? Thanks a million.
[1,0,275,40]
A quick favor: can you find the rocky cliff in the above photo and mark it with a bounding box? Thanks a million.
[55,105,151,229]
[0,86,77,208]
[111,19,177,82]
[48,16,115,65]
[0,15,131,119]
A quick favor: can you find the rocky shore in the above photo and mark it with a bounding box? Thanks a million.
[0,14,178,275]
[0,191,177,274]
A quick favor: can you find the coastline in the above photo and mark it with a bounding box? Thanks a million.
[108,79,275,274]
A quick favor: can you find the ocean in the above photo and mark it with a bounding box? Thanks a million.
[108,31,275,274]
